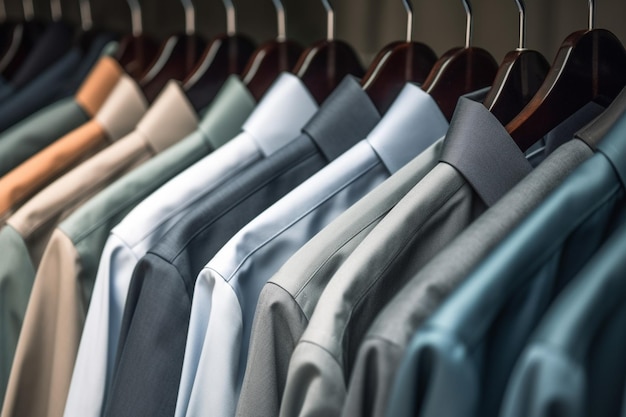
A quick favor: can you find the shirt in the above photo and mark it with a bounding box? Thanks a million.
[386,104,626,417]
[176,79,429,417]
[0,73,147,223]
[0,32,117,133]
[0,56,123,177]
[278,99,605,417]
[0,81,198,417]
[500,219,626,417]
[343,92,626,417]
[235,89,483,417]
[63,75,256,417]
[101,75,370,417]
[0,73,147,402]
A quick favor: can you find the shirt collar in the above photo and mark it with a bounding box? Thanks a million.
[134,80,199,153]
[197,75,256,150]
[366,83,448,174]
[75,56,124,117]
[303,75,381,161]
[576,88,626,150]
[242,72,318,156]
[94,74,148,141]
[442,95,608,207]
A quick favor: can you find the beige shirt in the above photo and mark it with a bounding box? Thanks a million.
[1,81,199,417]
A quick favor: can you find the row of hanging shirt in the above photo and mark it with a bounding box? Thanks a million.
[0,0,625,416]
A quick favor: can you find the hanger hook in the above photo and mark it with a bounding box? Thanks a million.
[50,0,62,21]
[272,0,286,41]
[23,0,35,21]
[79,0,93,31]
[0,0,6,22]
[462,0,472,48]
[222,0,236,35]
[514,0,526,49]
[179,0,195,35]
[321,0,334,41]
[588,0,595,30]
[403,0,413,42]
[125,0,143,35]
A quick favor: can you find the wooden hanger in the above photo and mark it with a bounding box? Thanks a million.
[183,0,256,112]
[361,0,437,114]
[115,0,160,79]
[421,0,498,121]
[506,0,626,152]
[0,0,45,80]
[293,0,364,104]
[241,0,303,101]
[483,0,549,125]
[139,0,206,103]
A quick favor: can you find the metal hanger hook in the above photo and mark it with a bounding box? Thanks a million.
[462,0,472,48]
[179,0,195,35]
[403,0,413,42]
[23,0,35,20]
[50,0,61,21]
[272,0,286,41]
[222,0,236,36]
[125,0,143,35]
[321,0,334,41]
[515,0,526,49]
[79,0,93,31]
[588,0,595,30]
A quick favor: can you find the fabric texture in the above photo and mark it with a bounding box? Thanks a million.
[63,75,255,417]
[386,108,626,417]
[277,99,605,417]
[500,190,626,417]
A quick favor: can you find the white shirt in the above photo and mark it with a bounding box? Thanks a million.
[63,73,318,417]
[175,83,449,417]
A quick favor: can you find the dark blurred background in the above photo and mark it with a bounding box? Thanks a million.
[6,0,626,68]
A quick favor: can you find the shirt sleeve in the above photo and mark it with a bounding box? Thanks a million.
[177,269,242,417]
[102,253,192,417]
[236,282,310,417]
[1,228,84,417]
[279,342,347,417]
[0,226,36,405]
[64,234,139,417]
[341,338,405,417]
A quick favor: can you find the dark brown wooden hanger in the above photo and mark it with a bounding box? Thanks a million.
[241,1,303,101]
[421,1,498,121]
[113,1,160,79]
[361,0,437,114]
[506,7,626,153]
[293,0,364,104]
[139,33,206,102]
[0,14,45,81]
[483,0,549,125]
[242,38,303,101]
[183,34,256,111]
[116,34,160,80]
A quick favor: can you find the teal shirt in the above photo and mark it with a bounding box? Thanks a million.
[388,111,626,417]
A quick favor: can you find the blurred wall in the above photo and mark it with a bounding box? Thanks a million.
[4,0,626,67]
